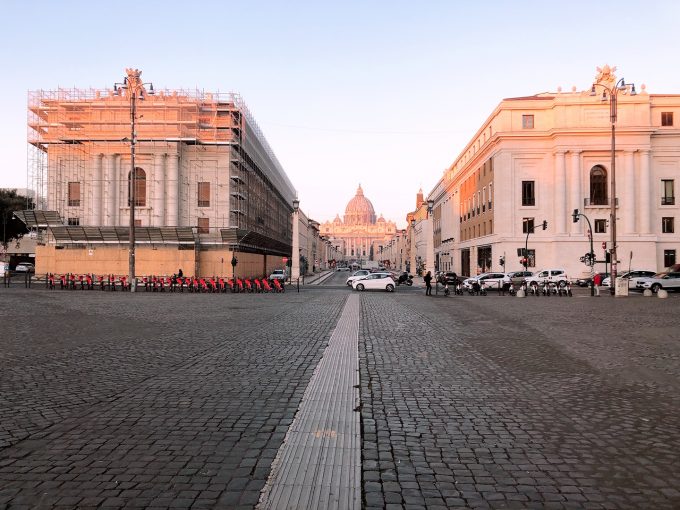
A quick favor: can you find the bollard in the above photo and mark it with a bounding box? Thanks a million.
[657,289,669,299]
[517,289,526,298]
[643,289,653,297]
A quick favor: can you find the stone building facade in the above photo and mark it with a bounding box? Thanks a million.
[428,66,680,278]
[27,69,297,277]
[321,185,396,263]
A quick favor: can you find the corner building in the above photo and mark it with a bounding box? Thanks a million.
[27,69,296,277]
[430,66,680,277]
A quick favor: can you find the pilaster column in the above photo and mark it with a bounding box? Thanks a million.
[154,153,165,227]
[624,151,636,234]
[104,154,116,226]
[426,217,435,276]
[166,154,179,226]
[638,150,651,234]
[93,154,103,226]
[570,151,582,234]
[555,151,567,234]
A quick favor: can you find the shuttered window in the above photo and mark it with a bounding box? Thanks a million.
[198,182,210,207]
[68,182,80,207]
[198,217,209,234]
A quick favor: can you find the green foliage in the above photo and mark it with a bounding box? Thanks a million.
[0,190,34,247]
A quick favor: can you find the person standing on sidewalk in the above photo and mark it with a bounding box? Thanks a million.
[593,272,602,296]
[424,271,433,296]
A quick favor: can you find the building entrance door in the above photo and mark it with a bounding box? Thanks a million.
[461,249,470,277]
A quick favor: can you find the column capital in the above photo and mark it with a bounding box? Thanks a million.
[569,149,582,156]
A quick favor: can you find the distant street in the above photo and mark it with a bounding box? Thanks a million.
[1,281,679,509]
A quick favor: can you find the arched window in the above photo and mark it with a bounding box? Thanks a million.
[128,167,146,207]
[590,166,608,205]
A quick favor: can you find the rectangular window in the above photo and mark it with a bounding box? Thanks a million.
[522,114,534,129]
[68,182,80,207]
[477,191,481,215]
[198,182,210,207]
[522,217,535,234]
[662,112,674,126]
[489,182,493,209]
[198,217,209,234]
[662,217,675,233]
[482,187,486,212]
[594,219,607,233]
[522,181,535,206]
[67,217,80,226]
[662,179,675,205]
[664,249,676,268]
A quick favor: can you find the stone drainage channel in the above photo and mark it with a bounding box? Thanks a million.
[257,293,361,509]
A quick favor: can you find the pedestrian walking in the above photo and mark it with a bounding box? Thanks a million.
[593,272,602,296]
[424,271,433,296]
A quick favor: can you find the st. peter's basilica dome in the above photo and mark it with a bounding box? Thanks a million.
[344,185,377,225]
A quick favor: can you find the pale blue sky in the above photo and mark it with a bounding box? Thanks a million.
[1,0,679,227]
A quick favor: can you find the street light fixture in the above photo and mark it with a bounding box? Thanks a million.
[590,74,636,295]
[114,68,154,293]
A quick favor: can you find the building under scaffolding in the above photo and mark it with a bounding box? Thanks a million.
[27,70,297,277]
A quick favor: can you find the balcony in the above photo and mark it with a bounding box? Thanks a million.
[584,197,618,207]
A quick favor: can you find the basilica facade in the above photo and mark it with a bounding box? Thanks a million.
[321,185,396,262]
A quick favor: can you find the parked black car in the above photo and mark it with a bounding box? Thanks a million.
[438,272,461,285]
[575,272,609,287]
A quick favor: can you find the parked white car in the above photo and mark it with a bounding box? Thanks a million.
[269,269,287,281]
[637,272,680,293]
[346,269,370,286]
[602,270,656,289]
[524,268,569,288]
[14,262,35,273]
[351,272,395,292]
[463,272,510,291]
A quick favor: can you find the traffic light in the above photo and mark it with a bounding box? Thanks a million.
[602,242,607,250]
[542,220,548,230]
[572,209,579,223]
[605,251,611,263]
[499,256,505,266]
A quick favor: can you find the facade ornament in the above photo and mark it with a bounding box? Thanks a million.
[595,65,617,87]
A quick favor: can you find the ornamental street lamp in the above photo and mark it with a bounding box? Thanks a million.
[291,198,300,282]
[590,74,636,295]
[114,69,154,293]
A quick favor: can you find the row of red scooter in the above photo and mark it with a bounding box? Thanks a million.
[45,273,286,293]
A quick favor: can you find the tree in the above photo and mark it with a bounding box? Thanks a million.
[1,190,33,248]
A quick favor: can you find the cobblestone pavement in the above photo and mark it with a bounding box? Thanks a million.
[359,289,680,510]
[1,281,679,509]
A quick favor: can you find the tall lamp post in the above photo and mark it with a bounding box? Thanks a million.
[409,219,416,274]
[426,199,435,276]
[114,69,154,293]
[590,73,636,295]
[291,198,300,282]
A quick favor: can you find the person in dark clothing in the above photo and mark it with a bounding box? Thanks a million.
[424,271,433,296]
[178,268,184,278]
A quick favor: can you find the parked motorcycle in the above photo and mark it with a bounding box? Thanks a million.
[397,272,413,286]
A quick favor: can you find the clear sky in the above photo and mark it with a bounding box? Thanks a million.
[1,0,679,228]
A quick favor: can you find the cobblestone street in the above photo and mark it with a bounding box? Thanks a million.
[1,282,679,509]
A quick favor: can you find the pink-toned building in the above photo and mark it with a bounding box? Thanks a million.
[321,185,396,263]
[25,69,297,277]
[426,66,680,278]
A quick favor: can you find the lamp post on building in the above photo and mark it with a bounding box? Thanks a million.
[114,68,154,293]
[291,198,300,282]
[590,73,636,295]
